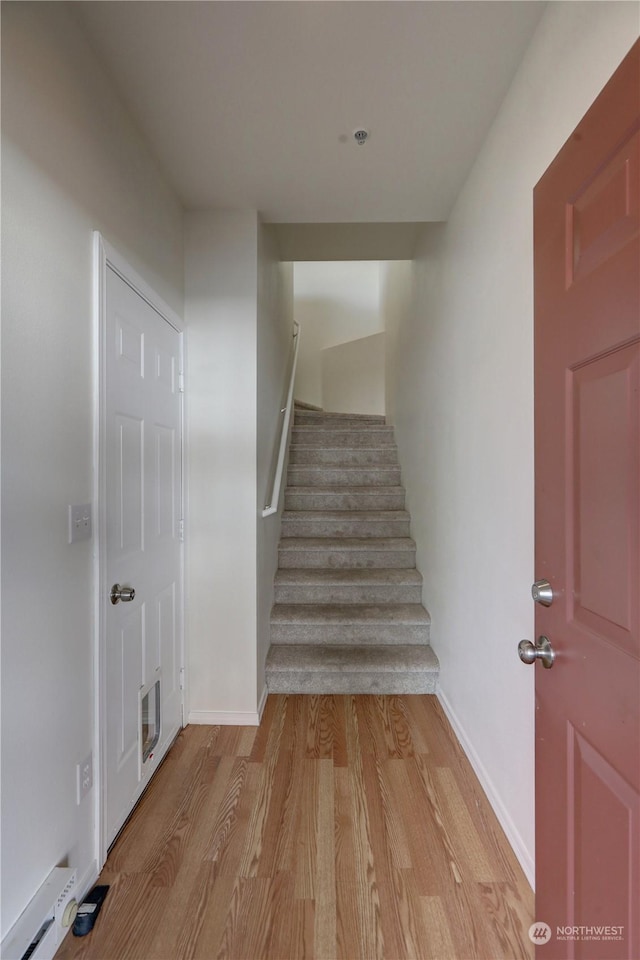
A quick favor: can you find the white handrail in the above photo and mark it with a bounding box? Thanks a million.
[262,321,300,518]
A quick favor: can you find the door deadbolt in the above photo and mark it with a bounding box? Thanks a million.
[110,584,135,605]
[532,579,554,606]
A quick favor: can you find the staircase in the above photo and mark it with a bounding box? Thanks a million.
[265,407,439,694]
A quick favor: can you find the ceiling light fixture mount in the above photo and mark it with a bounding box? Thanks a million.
[353,128,369,146]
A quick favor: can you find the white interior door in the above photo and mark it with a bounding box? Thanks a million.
[104,263,183,849]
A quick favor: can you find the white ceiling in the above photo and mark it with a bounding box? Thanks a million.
[74,1,545,223]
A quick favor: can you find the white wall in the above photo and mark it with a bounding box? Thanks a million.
[380,259,415,425]
[184,211,259,722]
[274,223,424,261]
[257,226,294,704]
[294,261,384,407]
[322,333,386,415]
[1,1,184,939]
[185,216,294,720]
[384,2,639,886]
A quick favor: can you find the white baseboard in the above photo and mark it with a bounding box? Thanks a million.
[437,687,535,890]
[75,860,100,901]
[188,708,261,726]
[188,686,270,727]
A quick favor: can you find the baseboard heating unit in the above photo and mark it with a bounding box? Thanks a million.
[1,868,78,960]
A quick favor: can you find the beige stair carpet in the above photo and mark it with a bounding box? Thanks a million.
[266,405,439,694]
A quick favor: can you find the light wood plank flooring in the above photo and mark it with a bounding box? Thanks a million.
[56,695,533,960]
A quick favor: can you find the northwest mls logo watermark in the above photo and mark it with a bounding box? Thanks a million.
[556,926,624,943]
[529,923,552,945]
[529,922,625,945]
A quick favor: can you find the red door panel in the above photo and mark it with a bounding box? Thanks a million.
[533,40,639,960]
[569,344,638,655]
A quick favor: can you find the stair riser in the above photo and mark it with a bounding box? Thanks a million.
[281,517,410,538]
[288,467,401,487]
[265,670,437,695]
[271,622,430,645]
[289,447,398,466]
[278,548,416,569]
[295,414,386,425]
[274,583,423,604]
[285,491,406,511]
[291,429,396,447]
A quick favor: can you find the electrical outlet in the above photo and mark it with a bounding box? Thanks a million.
[76,753,93,804]
[68,504,92,544]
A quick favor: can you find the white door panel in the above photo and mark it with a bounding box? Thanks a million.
[105,266,182,848]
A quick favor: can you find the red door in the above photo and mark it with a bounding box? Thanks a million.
[532,41,639,960]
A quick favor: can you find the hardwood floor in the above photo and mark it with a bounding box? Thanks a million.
[55,695,533,960]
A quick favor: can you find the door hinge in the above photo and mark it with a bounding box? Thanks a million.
[178,371,185,393]
[178,518,184,542]
[179,667,185,691]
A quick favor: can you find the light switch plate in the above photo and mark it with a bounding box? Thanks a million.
[68,504,92,543]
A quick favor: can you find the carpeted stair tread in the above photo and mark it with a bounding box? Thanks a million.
[282,509,409,522]
[278,537,416,570]
[285,492,405,511]
[274,567,423,605]
[281,512,410,538]
[285,485,406,509]
[295,410,386,423]
[271,602,431,645]
[265,644,439,694]
[289,446,399,465]
[291,427,396,446]
[285,484,406,495]
[268,643,436,670]
[271,602,430,625]
[290,443,397,449]
[275,568,423,586]
[288,465,401,486]
[279,537,416,552]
